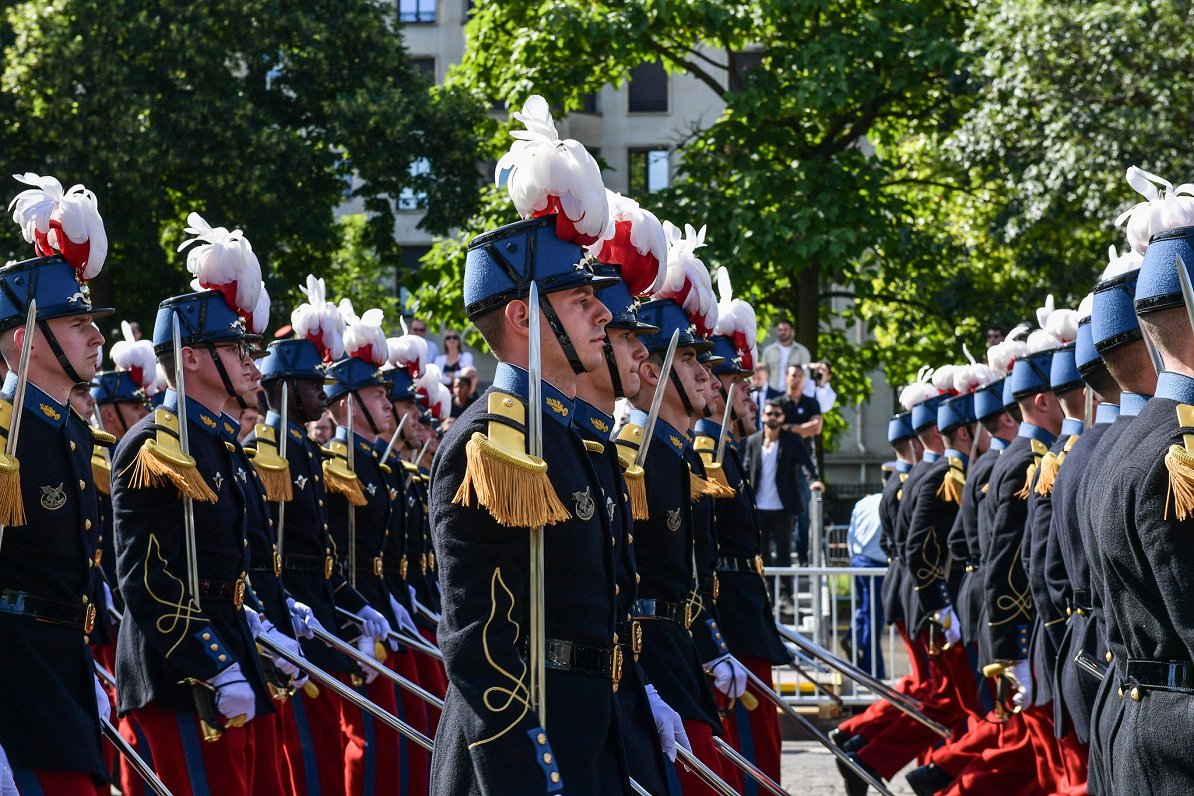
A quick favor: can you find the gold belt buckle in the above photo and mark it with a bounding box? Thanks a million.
[399,554,408,580]
[683,602,693,629]
[83,602,97,634]
[631,620,643,659]
[94,548,103,568]
[611,645,624,692]
[324,555,334,580]
[272,547,282,578]
[712,573,720,602]
[755,555,765,576]
[429,551,436,571]
[233,579,246,609]
[373,557,384,577]
[420,553,428,575]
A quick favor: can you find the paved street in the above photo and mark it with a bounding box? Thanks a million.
[778,740,917,795]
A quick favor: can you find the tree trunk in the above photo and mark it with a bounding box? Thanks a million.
[796,266,819,361]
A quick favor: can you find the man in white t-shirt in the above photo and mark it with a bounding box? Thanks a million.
[761,319,810,390]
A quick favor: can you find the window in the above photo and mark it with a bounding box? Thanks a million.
[410,57,436,81]
[628,149,670,194]
[628,61,668,113]
[399,0,436,23]
[579,92,599,114]
[398,158,431,211]
[400,246,432,272]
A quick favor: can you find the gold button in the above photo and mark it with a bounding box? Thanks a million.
[1106,651,1113,663]
[85,519,92,530]
[615,585,620,595]
[503,398,514,407]
[318,500,324,507]
[315,474,321,482]
[218,654,227,662]
[612,633,619,643]
[70,441,76,451]
[323,524,329,531]
[543,753,552,764]
[82,595,89,605]
[1131,687,1141,701]
[203,633,211,640]
[715,633,722,640]
[636,574,641,584]
[627,534,633,544]
[1117,687,1124,698]
[79,480,86,490]
[537,733,546,744]
[268,519,274,527]
[550,772,560,784]
[210,644,219,651]
[83,635,89,644]
[611,537,616,547]
[1066,607,1072,616]
[307,451,313,459]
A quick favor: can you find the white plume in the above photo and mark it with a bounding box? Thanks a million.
[1101,244,1144,281]
[932,365,958,395]
[1115,166,1194,254]
[1077,292,1094,321]
[110,320,157,389]
[713,267,759,365]
[428,382,452,421]
[147,363,169,397]
[1035,294,1055,331]
[291,274,345,361]
[987,325,1030,374]
[588,191,667,295]
[178,212,263,319]
[248,283,270,335]
[658,221,718,335]
[1045,308,1079,343]
[899,380,938,412]
[387,334,429,377]
[9,172,108,278]
[338,299,386,366]
[495,95,608,244]
[1026,328,1061,354]
[953,363,997,394]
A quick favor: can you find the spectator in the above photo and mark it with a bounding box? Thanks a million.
[751,364,783,420]
[985,324,1005,347]
[776,364,824,566]
[450,375,479,418]
[803,360,837,413]
[409,317,441,364]
[761,319,810,391]
[742,398,822,612]
[846,488,886,678]
[308,409,335,445]
[435,328,475,386]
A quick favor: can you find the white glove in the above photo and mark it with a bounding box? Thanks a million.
[0,740,17,796]
[645,683,690,762]
[208,663,257,724]
[261,624,309,689]
[389,595,420,639]
[935,606,962,648]
[286,597,322,640]
[408,585,419,616]
[704,653,749,699]
[243,606,264,638]
[93,673,112,723]
[357,605,392,642]
[102,579,115,612]
[1011,659,1032,706]
[355,635,381,684]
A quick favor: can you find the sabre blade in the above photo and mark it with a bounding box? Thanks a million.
[713,736,790,796]
[715,381,736,463]
[675,745,740,796]
[1177,255,1194,338]
[172,315,201,610]
[276,380,289,560]
[526,281,546,724]
[346,392,357,588]
[380,412,409,466]
[636,328,681,468]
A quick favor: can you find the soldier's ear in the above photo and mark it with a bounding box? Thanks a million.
[503,299,530,338]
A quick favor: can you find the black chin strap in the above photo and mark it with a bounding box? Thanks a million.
[36,319,84,385]
[206,346,246,410]
[538,292,587,375]
[669,369,696,417]
[603,336,624,399]
[716,383,745,436]
[352,389,382,436]
[113,402,129,434]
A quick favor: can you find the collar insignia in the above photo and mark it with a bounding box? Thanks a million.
[201,415,218,429]
[590,416,610,433]
[669,434,683,450]
[224,421,236,435]
[290,428,303,440]
[294,474,308,491]
[39,482,66,511]
[39,403,61,421]
[212,472,224,491]
[666,507,681,532]
[546,397,569,417]
[572,487,595,521]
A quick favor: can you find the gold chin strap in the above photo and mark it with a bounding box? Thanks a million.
[451,392,570,527]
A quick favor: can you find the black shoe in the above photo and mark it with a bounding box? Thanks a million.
[835,752,880,796]
[905,763,953,796]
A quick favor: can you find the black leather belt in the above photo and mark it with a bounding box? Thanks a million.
[542,638,624,691]
[249,548,283,578]
[384,555,409,581]
[284,553,336,580]
[717,555,764,576]
[1124,659,1194,690]
[354,556,385,578]
[632,598,693,629]
[698,574,719,601]
[198,578,246,608]
[0,588,94,632]
[616,620,644,658]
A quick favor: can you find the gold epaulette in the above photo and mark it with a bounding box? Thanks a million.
[450,392,570,527]
[249,424,293,502]
[1015,439,1049,500]
[692,435,735,499]
[90,426,116,446]
[583,439,604,454]
[126,408,217,502]
[1165,404,1194,520]
[614,424,648,520]
[91,450,111,496]
[936,457,965,505]
[224,441,236,453]
[323,440,367,507]
[1034,452,1060,497]
[0,400,24,526]
[401,460,419,474]
[379,462,391,475]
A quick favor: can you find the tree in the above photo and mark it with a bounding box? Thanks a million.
[0,0,483,327]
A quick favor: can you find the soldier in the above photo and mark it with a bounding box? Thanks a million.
[0,173,112,793]
[112,273,273,791]
[1087,177,1194,794]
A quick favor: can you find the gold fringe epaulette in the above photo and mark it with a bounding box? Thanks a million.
[90,426,116,446]
[692,435,736,498]
[583,439,605,455]
[249,424,293,502]
[125,408,217,502]
[323,440,367,507]
[91,452,111,496]
[1015,439,1049,500]
[937,458,965,505]
[451,392,570,527]
[401,460,419,474]
[1165,404,1194,520]
[0,399,25,526]
[615,424,649,520]
[1034,452,1060,497]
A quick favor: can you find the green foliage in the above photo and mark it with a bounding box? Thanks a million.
[0,0,482,329]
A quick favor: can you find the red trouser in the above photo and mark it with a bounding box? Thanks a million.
[1057,730,1088,796]
[676,719,730,796]
[836,623,929,741]
[940,713,1038,796]
[931,716,1001,777]
[414,626,447,734]
[116,714,148,796]
[10,769,105,796]
[340,661,401,796]
[252,699,289,796]
[286,684,349,796]
[390,647,430,795]
[124,703,256,796]
[724,655,783,784]
[1022,705,1062,794]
